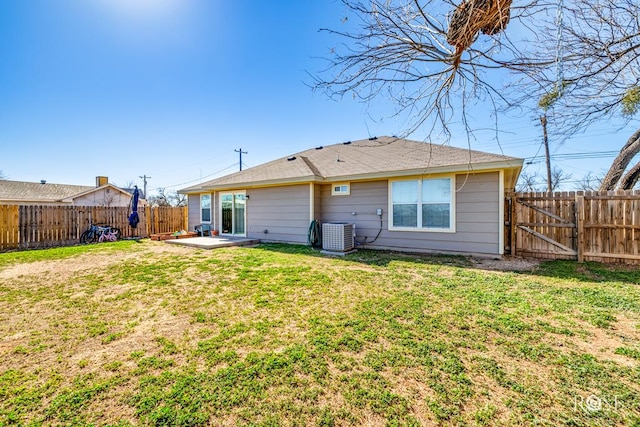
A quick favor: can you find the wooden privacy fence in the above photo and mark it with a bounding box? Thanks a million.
[506,190,640,263]
[0,205,188,251]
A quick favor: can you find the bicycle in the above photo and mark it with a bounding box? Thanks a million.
[80,221,121,244]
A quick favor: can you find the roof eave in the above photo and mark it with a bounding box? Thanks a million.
[179,175,323,193]
[0,198,70,204]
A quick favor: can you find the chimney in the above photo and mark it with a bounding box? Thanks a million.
[96,176,108,187]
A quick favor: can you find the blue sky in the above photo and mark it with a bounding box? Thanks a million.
[0,0,637,194]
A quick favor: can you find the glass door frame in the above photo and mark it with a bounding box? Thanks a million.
[219,191,247,237]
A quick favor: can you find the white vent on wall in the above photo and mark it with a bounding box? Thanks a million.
[322,222,355,252]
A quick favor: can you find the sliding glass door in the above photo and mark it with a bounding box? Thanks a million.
[220,192,246,236]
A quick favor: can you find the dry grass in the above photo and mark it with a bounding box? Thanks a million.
[1,240,639,426]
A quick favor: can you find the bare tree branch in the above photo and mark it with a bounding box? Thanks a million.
[148,188,187,207]
[578,172,603,191]
[509,0,640,134]
[314,0,640,189]
[313,0,544,138]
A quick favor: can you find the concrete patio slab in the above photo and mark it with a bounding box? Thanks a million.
[164,236,260,249]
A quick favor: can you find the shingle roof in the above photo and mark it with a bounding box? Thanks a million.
[180,136,523,192]
[0,180,95,203]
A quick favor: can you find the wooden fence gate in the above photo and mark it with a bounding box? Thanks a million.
[506,191,640,263]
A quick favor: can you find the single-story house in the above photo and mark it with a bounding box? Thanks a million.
[0,176,145,207]
[179,136,523,256]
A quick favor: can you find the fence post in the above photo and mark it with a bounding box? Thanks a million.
[576,194,585,262]
[509,193,517,256]
[0,205,19,251]
[146,206,152,237]
[182,206,188,231]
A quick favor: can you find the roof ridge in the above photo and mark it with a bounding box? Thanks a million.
[0,180,93,187]
[299,156,323,178]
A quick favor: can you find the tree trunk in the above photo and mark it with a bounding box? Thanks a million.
[599,127,640,191]
[619,162,640,190]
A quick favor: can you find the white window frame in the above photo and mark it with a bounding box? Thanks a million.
[388,176,456,233]
[200,193,212,223]
[331,183,350,196]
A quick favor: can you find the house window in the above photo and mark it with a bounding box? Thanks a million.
[332,183,350,196]
[201,194,211,222]
[390,177,454,231]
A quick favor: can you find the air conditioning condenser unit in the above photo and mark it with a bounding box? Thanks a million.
[322,222,355,252]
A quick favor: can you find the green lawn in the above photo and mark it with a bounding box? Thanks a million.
[1,240,639,426]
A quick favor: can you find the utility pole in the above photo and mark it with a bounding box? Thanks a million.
[139,174,151,198]
[235,148,247,171]
[540,115,553,192]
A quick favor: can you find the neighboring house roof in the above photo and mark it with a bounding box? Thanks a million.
[180,136,523,193]
[120,187,146,200]
[0,179,144,204]
[66,184,136,203]
[0,180,95,203]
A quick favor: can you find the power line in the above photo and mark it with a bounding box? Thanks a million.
[159,163,239,190]
[470,127,628,150]
[526,150,619,161]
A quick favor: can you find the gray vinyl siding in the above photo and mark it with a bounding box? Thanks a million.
[187,194,201,232]
[453,172,500,254]
[246,185,310,244]
[318,181,388,244]
[187,193,216,231]
[318,172,501,255]
[184,172,501,255]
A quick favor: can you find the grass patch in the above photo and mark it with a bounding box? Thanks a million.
[1,241,639,425]
[0,240,139,268]
[615,346,640,360]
